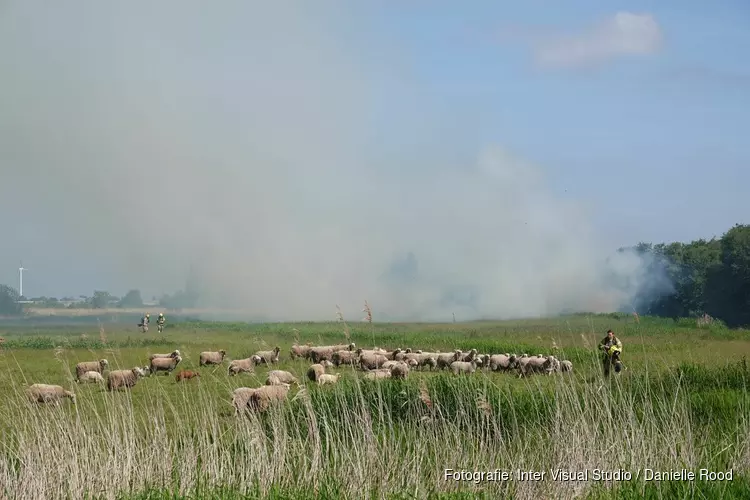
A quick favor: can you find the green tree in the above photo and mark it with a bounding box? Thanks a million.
[118,289,144,308]
[90,290,113,309]
[0,285,22,315]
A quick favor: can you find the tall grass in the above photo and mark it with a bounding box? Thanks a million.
[1,362,748,499]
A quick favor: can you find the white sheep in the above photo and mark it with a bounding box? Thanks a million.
[317,373,340,385]
[77,371,105,384]
[27,384,76,405]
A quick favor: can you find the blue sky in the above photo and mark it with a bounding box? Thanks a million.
[0,2,747,319]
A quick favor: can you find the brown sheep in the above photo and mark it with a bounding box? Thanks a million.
[27,384,76,405]
[290,343,313,360]
[107,368,144,391]
[307,363,325,382]
[228,357,257,376]
[150,355,182,375]
[254,347,281,365]
[175,370,200,382]
[199,350,227,366]
[248,384,291,412]
[265,370,298,386]
[75,359,109,381]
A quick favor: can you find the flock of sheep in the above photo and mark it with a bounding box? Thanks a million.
[24,343,574,414]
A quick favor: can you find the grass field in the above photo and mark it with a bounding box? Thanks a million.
[1,313,749,499]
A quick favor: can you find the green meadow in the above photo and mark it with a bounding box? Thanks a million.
[1,313,749,499]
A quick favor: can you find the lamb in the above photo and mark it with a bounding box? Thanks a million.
[560,360,573,373]
[363,369,391,380]
[27,384,76,405]
[451,360,478,375]
[107,368,145,391]
[390,361,410,379]
[77,371,105,384]
[199,350,227,366]
[359,352,388,371]
[307,363,326,382]
[436,350,462,370]
[175,370,200,382]
[150,354,182,375]
[290,343,313,360]
[266,370,299,386]
[489,353,518,372]
[254,347,281,365]
[148,350,180,361]
[332,349,359,367]
[75,359,109,381]
[228,357,257,376]
[318,373,340,385]
[248,384,291,412]
[231,387,258,415]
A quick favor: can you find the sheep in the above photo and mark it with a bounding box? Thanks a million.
[390,361,410,379]
[364,369,391,380]
[545,356,561,374]
[489,353,518,372]
[150,355,182,375]
[228,357,257,376]
[381,360,399,370]
[231,387,258,415]
[199,350,226,366]
[321,360,334,368]
[254,346,281,365]
[290,343,313,360]
[385,348,402,361]
[451,360,478,375]
[27,384,76,405]
[77,371,105,384]
[459,349,478,362]
[134,365,151,377]
[436,350,462,370]
[318,373,340,385]
[517,355,552,377]
[310,343,356,363]
[75,359,109,381]
[560,360,573,373]
[332,349,359,367]
[266,370,298,386]
[107,368,145,391]
[248,384,291,412]
[175,370,200,382]
[307,363,326,382]
[404,352,437,370]
[148,350,180,361]
[359,352,388,371]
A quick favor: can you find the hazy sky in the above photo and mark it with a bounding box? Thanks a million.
[0,1,747,320]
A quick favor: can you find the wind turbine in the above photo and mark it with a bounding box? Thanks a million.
[19,262,27,298]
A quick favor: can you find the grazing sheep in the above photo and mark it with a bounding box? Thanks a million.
[364,369,391,380]
[359,352,388,371]
[75,359,109,381]
[248,384,291,412]
[290,343,313,360]
[451,360,478,375]
[148,350,180,361]
[266,370,298,386]
[332,349,359,367]
[228,357,257,376]
[560,360,573,373]
[318,373,340,385]
[107,368,144,391]
[77,371,105,384]
[175,370,200,382]
[254,347,281,365]
[27,384,76,405]
[517,356,552,377]
[134,366,150,377]
[231,387,258,415]
[199,350,227,366]
[405,352,437,370]
[390,361,410,379]
[150,355,182,375]
[307,363,326,382]
[436,350,462,370]
[489,354,518,372]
